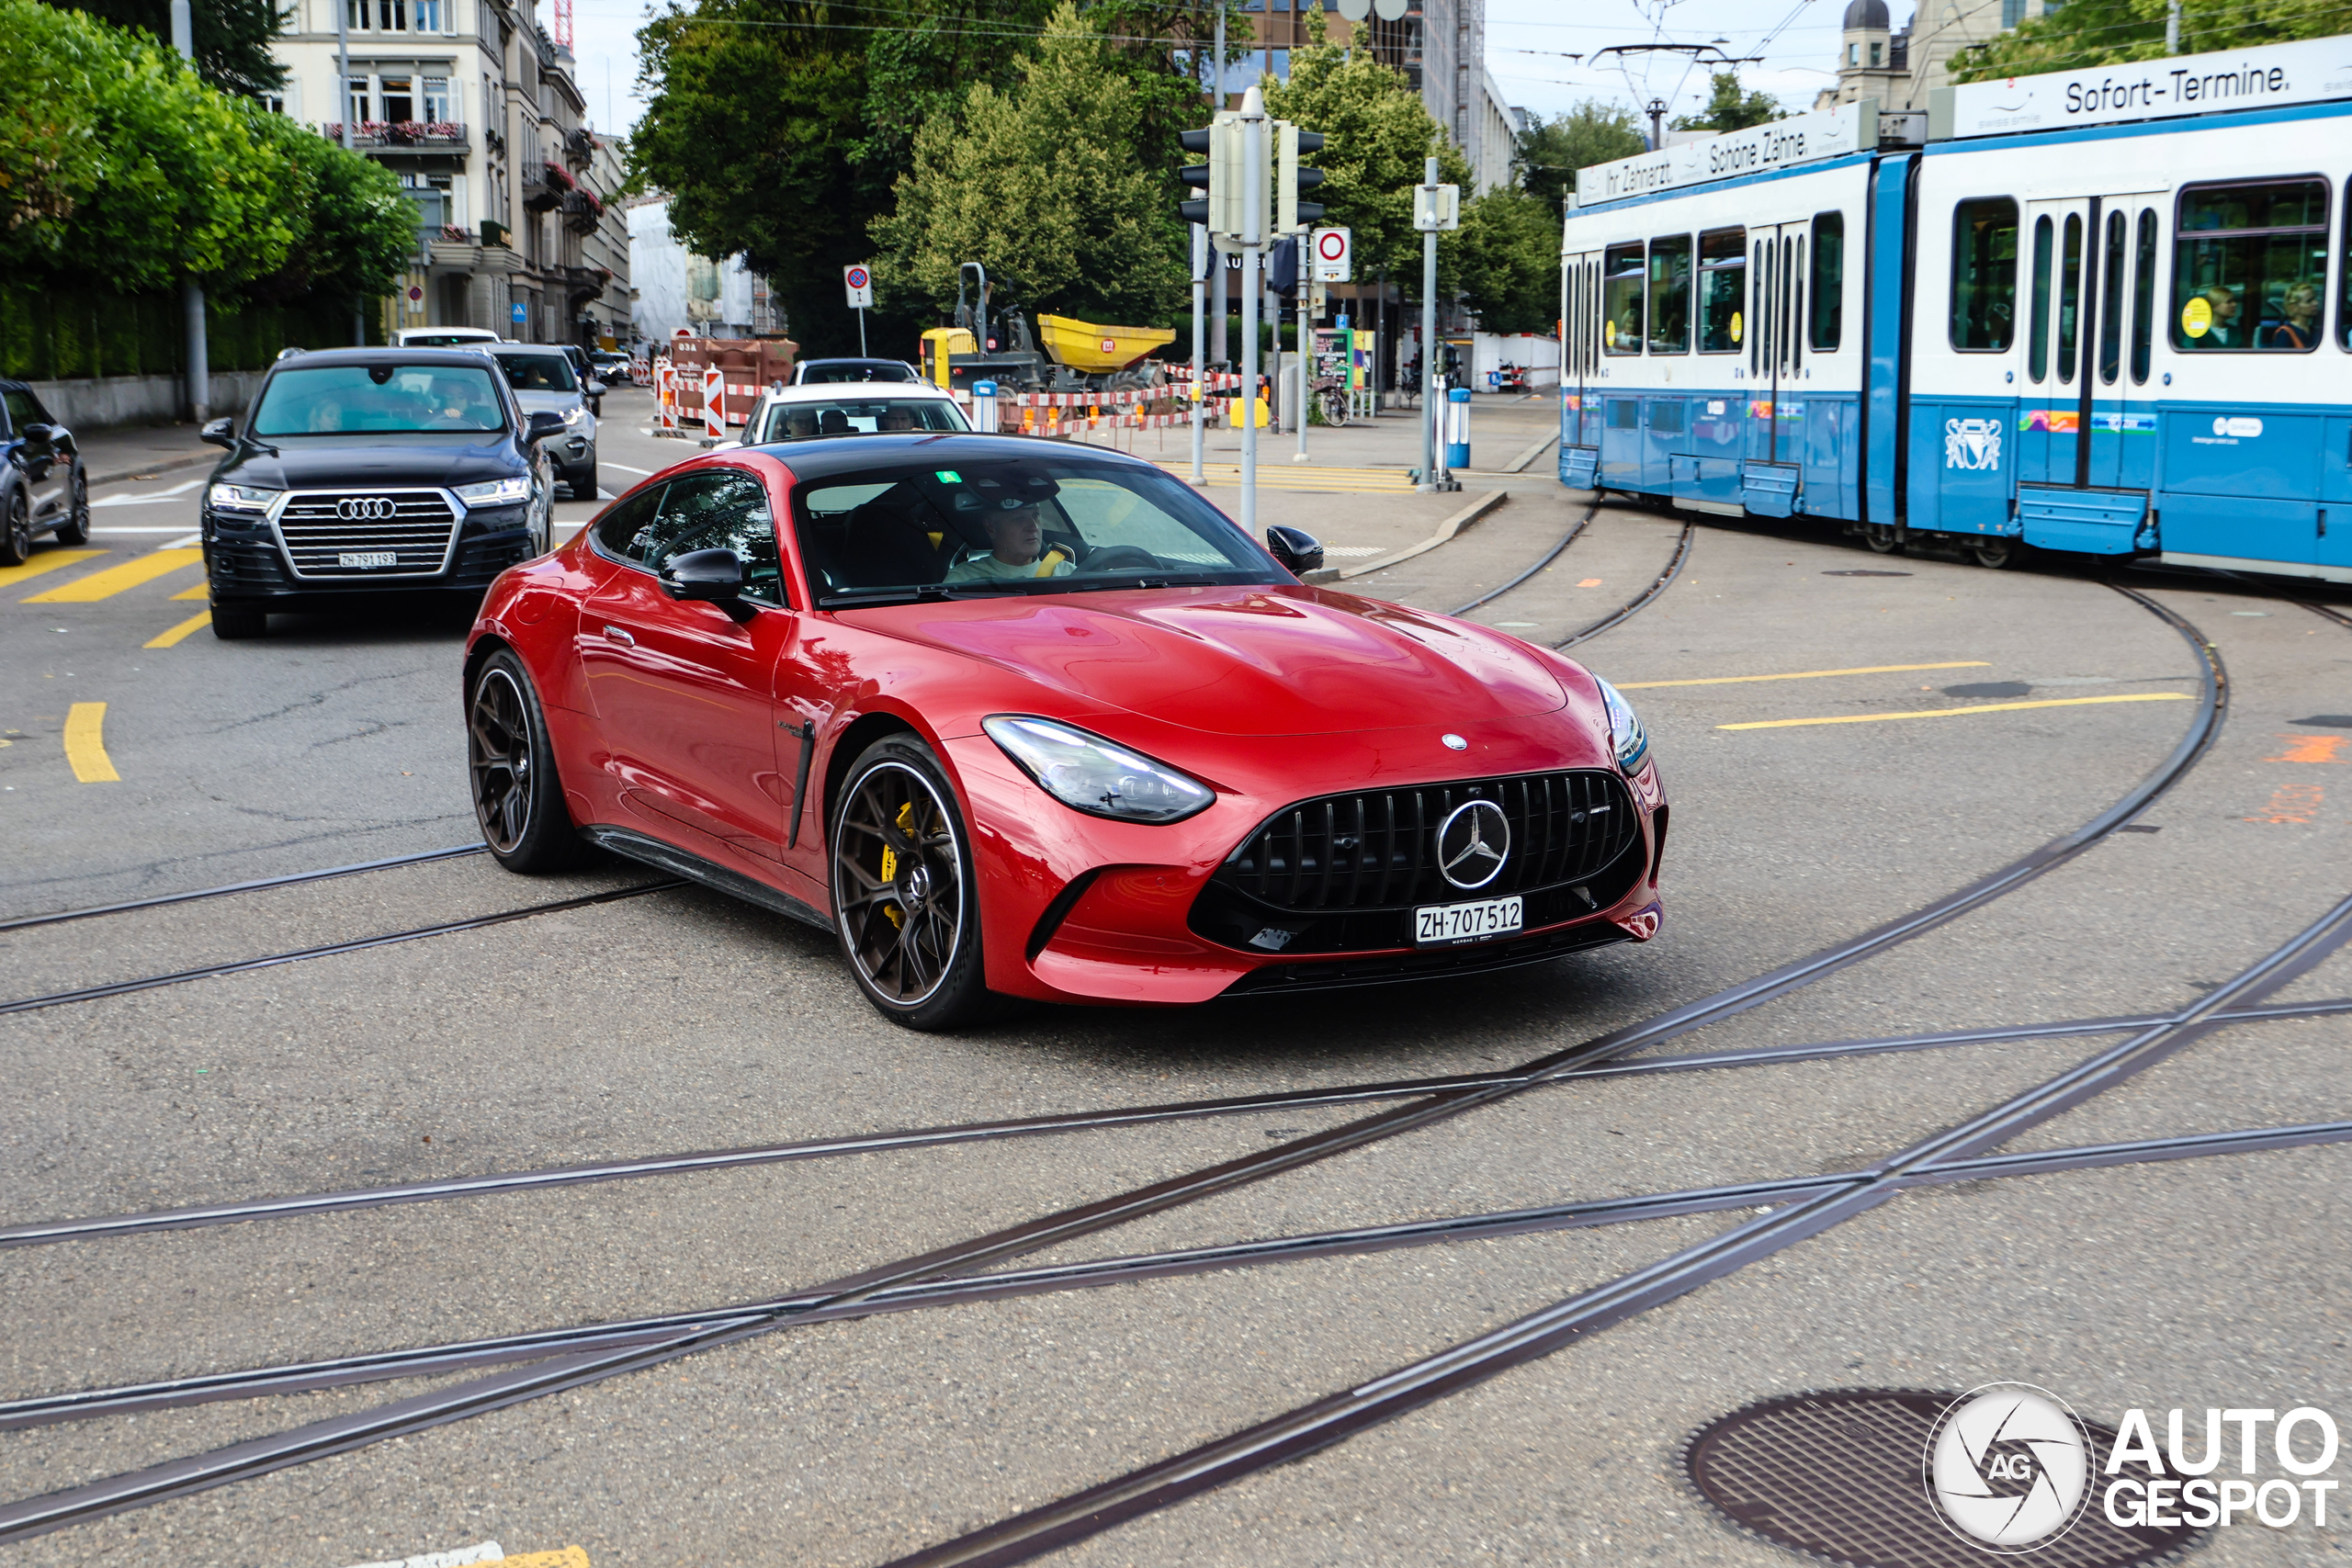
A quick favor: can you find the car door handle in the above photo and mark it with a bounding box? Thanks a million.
[602,624,635,647]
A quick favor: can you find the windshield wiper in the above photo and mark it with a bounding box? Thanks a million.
[818,581,1043,607]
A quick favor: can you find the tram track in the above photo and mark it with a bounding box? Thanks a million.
[1557,516,1696,649]
[0,580,2231,1543]
[0,844,489,935]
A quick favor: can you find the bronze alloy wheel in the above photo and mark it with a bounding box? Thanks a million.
[833,756,967,1010]
[468,665,535,855]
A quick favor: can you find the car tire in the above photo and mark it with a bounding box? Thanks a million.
[569,450,597,501]
[209,600,268,639]
[831,734,1001,1032]
[54,469,90,547]
[1,485,31,568]
[468,649,591,873]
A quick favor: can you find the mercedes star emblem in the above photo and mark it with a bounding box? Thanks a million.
[1436,798,1510,890]
[1442,733,1467,750]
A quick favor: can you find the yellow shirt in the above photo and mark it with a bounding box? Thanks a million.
[944,549,1075,581]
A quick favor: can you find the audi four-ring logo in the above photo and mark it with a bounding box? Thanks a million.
[336,497,398,520]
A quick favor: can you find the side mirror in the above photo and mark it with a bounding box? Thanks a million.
[584,378,608,398]
[1265,525,1325,577]
[662,547,752,619]
[523,410,566,444]
[21,422,54,443]
[199,417,237,449]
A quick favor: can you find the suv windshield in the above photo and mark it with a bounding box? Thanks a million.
[755,398,966,443]
[250,364,507,434]
[492,352,579,392]
[795,457,1279,605]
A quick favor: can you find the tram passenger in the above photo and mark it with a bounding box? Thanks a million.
[2187,287,2243,347]
[2264,283,2321,349]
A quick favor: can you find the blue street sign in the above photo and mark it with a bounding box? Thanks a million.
[1335,313,1350,331]
[511,301,526,324]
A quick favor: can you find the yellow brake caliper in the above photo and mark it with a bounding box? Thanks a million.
[879,800,916,927]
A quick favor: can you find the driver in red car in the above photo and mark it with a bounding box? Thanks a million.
[944,499,1076,581]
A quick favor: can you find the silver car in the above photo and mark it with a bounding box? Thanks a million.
[487,345,603,498]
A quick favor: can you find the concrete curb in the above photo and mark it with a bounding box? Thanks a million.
[85,450,215,489]
[1503,433,1559,473]
[1303,490,1507,583]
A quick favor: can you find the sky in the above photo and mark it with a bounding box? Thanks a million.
[555,0,1868,143]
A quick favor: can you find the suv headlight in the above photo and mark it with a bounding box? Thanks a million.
[1595,677,1648,773]
[983,716,1216,824]
[456,476,532,506]
[206,483,278,513]
[562,404,587,426]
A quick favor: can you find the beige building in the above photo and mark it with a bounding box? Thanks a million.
[266,0,630,345]
[1815,0,2047,114]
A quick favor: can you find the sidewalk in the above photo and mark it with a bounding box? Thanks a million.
[71,422,219,487]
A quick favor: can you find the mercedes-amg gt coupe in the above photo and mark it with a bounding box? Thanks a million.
[463,433,1666,1029]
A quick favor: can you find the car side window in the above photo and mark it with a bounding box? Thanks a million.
[647,469,786,606]
[3,389,40,434]
[592,483,666,564]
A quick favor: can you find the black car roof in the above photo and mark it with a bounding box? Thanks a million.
[744,431,1157,482]
[268,347,504,369]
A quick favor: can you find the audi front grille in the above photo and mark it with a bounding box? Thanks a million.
[274,491,461,580]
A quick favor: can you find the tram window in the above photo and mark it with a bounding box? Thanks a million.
[1602,243,1645,355]
[2343,179,2352,350]
[1810,212,1844,351]
[2131,208,2158,382]
[2098,209,2127,383]
[1791,237,1804,371]
[1951,197,2019,351]
[1648,235,1691,354]
[2058,213,2083,381]
[2028,217,2053,382]
[1697,229,1746,352]
[2172,178,2328,351]
[1751,242,1765,374]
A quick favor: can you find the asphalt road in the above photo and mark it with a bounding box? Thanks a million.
[2,391,2348,1568]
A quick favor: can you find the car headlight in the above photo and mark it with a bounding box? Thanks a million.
[982,716,1215,824]
[206,483,278,513]
[561,405,587,426]
[1595,677,1648,773]
[455,476,532,506]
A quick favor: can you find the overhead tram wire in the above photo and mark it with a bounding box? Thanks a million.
[0,591,2231,1543]
[0,843,489,934]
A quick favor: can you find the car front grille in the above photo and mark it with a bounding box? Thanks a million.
[1218,770,1642,914]
[277,491,459,579]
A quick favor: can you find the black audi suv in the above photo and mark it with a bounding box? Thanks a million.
[197,348,561,639]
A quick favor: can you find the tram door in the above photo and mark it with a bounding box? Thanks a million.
[2018,194,2165,495]
[1560,248,1602,487]
[1742,223,1805,514]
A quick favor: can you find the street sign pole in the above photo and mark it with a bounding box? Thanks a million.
[1420,158,1438,491]
[1190,222,1207,486]
[1238,90,1265,536]
[857,308,867,356]
[843,265,875,356]
[170,0,209,417]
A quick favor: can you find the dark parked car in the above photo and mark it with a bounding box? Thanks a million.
[196,348,561,639]
[1,380,90,566]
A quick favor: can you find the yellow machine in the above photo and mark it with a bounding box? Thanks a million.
[1034,314,1177,376]
[920,326,978,389]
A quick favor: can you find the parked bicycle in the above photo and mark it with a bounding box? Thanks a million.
[1312,371,1350,428]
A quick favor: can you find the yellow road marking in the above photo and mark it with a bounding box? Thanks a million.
[503,1550,592,1568]
[23,547,203,603]
[171,581,209,601]
[1161,462,1417,492]
[145,610,212,648]
[63,702,119,782]
[0,549,106,590]
[1720,693,2195,730]
[1624,661,1992,690]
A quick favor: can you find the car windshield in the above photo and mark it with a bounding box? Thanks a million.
[795,457,1280,605]
[249,364,506,434]
[493,353,579,392]
[401,333,493,346]
[801,362,916,383]
[755,398,967,443]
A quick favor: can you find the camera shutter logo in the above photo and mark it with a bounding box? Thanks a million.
[336,497,398,521]
[1923,1382,2094,1553]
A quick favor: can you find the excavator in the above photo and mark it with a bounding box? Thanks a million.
[919,262,1173,397]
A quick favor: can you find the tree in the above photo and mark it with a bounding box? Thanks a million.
[1955,0,2352,80]
[1672,71,1779,132]
[48,0,288,99]
[248,115,419,307]
[870,4,1186,326]
[1454,186,1558,335]
[1513,101,1645,218]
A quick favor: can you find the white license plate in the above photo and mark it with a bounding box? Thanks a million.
[1414,895,1523,947]
[339,551,400,569]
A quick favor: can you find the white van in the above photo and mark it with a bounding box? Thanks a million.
[390,326,503,348]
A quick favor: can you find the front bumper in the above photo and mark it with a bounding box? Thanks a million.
[944,726,1668,1007]
[203,505,537,604]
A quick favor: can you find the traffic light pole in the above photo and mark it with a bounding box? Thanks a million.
[170,0,210,423]
[1419,156,1438,492]
[1189,223,1206,486]
[1238,95,1265,536]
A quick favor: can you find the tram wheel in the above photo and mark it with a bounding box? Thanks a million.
[1864,524,1903,555]
[1971,536,2020,570]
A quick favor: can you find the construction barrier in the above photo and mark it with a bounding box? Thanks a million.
[664,335,799,432]
[655,356,677,433]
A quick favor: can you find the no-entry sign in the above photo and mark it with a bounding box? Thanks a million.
[843,264,874,309]
[1311,227,1352,282]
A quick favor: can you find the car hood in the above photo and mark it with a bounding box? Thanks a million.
[849,587,1569,737]
[220,434,523,491]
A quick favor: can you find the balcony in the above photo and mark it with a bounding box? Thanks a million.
[559,186,605,235]
[321,120,469,153]
[561,126,595,168]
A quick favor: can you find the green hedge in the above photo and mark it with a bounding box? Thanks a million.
[0,284,381,381]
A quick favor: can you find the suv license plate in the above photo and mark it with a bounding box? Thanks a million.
[339,551,399,569]
[1414,895,1523,947]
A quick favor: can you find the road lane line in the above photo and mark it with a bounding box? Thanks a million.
[144,611,211,648]
[603,461,654,475]
[0,550,105,590]
[22,547,203,603]
[170,582,208,600]
[62,704,119,782]
[1623,661,1992,690]
[1719,693,2196,730]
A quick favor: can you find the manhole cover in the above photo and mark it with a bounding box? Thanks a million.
[1823,570,1913,577]
[1683,1388,2201,1567]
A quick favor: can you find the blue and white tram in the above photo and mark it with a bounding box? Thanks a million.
[1559,38,2352,581]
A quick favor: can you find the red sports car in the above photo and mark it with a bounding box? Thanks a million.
[464,434,1667,1029]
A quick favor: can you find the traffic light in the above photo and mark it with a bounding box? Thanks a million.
[1178,124,1216,229]
[1279,124,1327,232]
[1178,113,1251,245]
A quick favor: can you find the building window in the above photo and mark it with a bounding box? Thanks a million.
[1270,48,1290,81]
[1950,196,2019,351]
[1848,42,1859,66]
[376,0,407,28]
[415,0,443,28]
[422,76,450,121]
[2001,0,2026,26]
[380,74,413,122]
[1869,40,1882,66]
[345,74,371,121]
